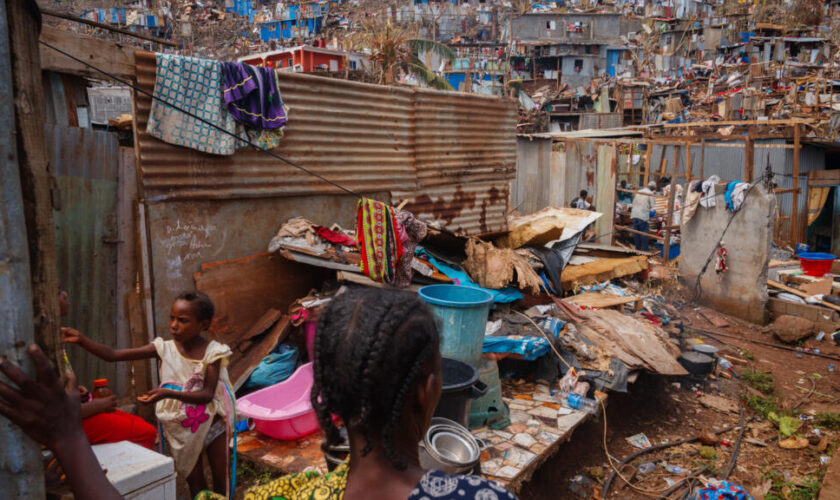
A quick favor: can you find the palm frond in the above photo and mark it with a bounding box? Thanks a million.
[407,38,455,61]
[407,61,454,91]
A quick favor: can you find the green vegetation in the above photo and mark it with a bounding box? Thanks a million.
[743,369,775,394]
[238,460,274,486]
[815,412,840,430]
[763,470,822,500]
[744,393,785,419]
[741,349,756,361]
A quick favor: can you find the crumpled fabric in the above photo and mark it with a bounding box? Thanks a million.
[700,175,720,208]
[730,182,751,211]
[313,226,356,247]
[723,181,740,211]
[683,183,703,226]
[695,480,754,500]
[393,210,427,288]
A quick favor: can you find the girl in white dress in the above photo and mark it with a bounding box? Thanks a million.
[62,291,233,498]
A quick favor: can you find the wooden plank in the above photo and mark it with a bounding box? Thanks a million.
[663,118,813,128]
[125,289,154,421]
[229,316,290,389]
[194,252,332,346]
[744,135,754,182]
[615,224,665,241]
[792,124,801,244]
[39,25,136,81]
[767,279,840,313]
[565,292,640,309]
[561,255,649,290]
[10,0,63,367]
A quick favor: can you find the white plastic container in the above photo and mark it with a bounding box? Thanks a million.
[91,441,176,500]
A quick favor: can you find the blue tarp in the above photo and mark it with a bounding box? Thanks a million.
[483,336,550,360]
[417,249,523,303]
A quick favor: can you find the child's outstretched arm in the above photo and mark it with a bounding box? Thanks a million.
[62,327,157,362]
[137,359,221,406]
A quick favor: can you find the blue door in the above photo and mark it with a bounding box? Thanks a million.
[607,49,620,77]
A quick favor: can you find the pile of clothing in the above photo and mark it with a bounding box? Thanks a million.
[147,53,289,156]
[682,175,751,225]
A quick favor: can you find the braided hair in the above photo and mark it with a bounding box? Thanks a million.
[310,288,440,470]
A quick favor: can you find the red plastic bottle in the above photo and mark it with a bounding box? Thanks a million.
[92,378,112,399]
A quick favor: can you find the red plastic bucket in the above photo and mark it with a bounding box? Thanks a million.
[798,252,836,276]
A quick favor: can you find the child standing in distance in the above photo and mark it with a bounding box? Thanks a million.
[61,291,233,497]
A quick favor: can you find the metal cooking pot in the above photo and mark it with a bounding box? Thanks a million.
[419,417,482,474]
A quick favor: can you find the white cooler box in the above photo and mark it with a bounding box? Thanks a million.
[92,441,176,500]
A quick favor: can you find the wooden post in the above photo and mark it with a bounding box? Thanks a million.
[744,135,754,182]
[685,141,692,184]
[663,177,677,260]
[792,124,801,245]
[8,0,62,364]
[643,142,652,186]
[699,139,705,179]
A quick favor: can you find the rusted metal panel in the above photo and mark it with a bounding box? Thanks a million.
[393,182,510,235]
[413,88,518,188]
[134,51,417,201]
[579,113,622,130]
[146,193,380,332]
[47,124,121,393]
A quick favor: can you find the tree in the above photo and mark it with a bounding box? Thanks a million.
[366,21,455,90]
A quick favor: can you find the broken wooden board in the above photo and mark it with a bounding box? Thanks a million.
[494,214,564,249]
[698,307,730,328]
[768,279,840,313]
[565,292,640,310]
[777,269,840,293]
[699,394,739,414]
[336,270,422,292]
[766,298,840,334]
[579,309,687,375]
[560,255,649,291]
[39,25,136,80]
[800,277,833,296]
[229,316,291,390]
[233,308,282,353]
[194,252,332,346]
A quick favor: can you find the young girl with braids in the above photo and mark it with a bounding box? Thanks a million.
[1,289,516,500]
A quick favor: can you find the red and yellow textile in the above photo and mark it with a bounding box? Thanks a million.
[356,199,403,283]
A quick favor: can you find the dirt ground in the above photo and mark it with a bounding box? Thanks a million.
[520,305,840,500]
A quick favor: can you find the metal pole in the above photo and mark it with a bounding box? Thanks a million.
[0,0,45,495]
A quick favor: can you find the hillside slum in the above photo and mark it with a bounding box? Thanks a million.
[3,1,840,500]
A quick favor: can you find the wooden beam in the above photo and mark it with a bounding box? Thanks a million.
[663,118,814,128]
[768,279,840,313]
[792,124,801,244]
[615,224,665,241]
[10,0,62,365]
[744,135,754,182]
[39,25,136,81]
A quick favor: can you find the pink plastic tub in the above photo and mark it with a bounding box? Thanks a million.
[237,362,319,440]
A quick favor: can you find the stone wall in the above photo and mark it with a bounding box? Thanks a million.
[679,183,775,324]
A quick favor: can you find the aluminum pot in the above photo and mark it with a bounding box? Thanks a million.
[419,417,482,474]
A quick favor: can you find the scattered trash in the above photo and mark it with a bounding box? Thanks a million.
[637,462,656,474]
[778,436,809,449]
[626,433,652,449]
[820,455,831,466]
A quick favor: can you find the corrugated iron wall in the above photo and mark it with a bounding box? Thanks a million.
[48,124,121,392]
[133,51,517,235]
[134,51,417,201]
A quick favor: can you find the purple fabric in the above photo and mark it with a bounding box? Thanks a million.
[220,62,287,129]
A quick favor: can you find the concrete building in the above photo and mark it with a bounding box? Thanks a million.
[510,13,641,89]
[239,45,368,72]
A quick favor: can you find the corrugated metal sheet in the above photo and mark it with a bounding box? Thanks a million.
[513,137,553,215]
[47,124,121,392]
[134,51,517,236]
[579,113,622,130]
[563,140,597,205]
[134,51,417,201]
[393,183,510,235]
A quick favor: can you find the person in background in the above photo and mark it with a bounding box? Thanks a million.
[617,180,634,204]
[1,289,519,500]
[59,288,157,450]
[631,181,657,251]
[571,189,591,210]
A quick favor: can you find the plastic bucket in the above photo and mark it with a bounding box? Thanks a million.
[434,358,487,429]
[418,285,493,367]
[798,252,836,277]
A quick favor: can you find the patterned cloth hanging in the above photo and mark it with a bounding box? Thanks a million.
[715,241,728,281]
[356,199,402,283]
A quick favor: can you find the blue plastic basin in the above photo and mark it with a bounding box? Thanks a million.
[418,285,493,367]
